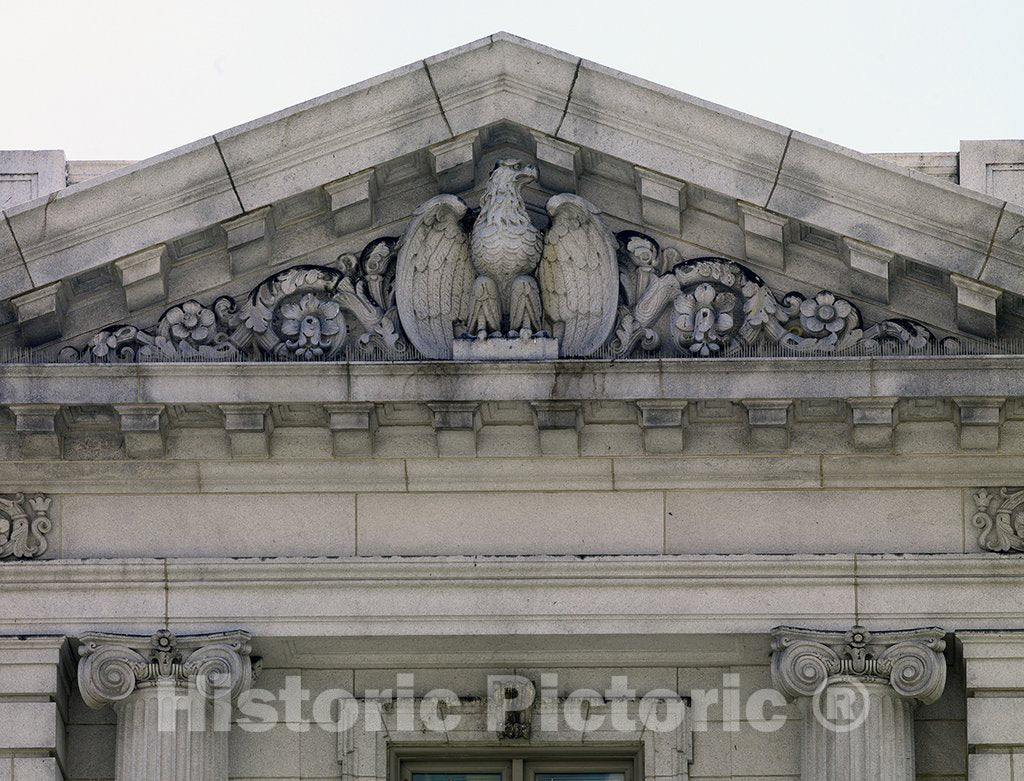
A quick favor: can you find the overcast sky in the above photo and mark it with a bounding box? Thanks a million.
[3,0,1022,161]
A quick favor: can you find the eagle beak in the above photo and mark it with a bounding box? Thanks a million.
[521,164,538,182]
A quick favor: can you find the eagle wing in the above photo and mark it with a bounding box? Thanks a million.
[538,194,619,357]
[395,195,474,359]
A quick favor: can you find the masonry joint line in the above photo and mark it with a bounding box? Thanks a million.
[554,59,582,138]
[423,60,455,138]
[764,129,793,211]
[213,134,247,215]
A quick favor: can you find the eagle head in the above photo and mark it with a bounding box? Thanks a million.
[490,158,538,189]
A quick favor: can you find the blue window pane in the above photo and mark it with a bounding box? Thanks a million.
[413,774,503,781]
[537,775,625,781]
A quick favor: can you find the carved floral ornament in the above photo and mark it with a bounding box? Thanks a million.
[0,493,52,559]
[972,488,1024,552]
[59,160,951,363]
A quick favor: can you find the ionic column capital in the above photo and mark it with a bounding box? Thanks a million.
[770,624,946,704]
[77,628,255,710]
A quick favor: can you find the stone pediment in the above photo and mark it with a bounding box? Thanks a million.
[1,33,1022,361]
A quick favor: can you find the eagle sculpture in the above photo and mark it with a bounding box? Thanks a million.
[395,158,619,359]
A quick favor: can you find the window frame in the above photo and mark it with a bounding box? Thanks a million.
[395,746,642,781]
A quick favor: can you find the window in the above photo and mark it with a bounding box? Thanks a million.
[398,751,639,781]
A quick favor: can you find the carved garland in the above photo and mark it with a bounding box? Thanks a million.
[0,493,52,559]
[60,232,942,362]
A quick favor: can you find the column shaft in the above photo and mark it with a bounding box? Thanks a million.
[114,688,228,781]
[800,680,914,781]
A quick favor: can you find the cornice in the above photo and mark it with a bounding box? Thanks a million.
[0,355,1021,404]
[1,33,1020,312]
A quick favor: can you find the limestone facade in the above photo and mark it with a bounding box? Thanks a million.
[1,32,1023,781]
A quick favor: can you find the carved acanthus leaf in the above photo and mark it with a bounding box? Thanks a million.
[0,493,52,559]
[60,238,405,363]
[58,225,950,362]
[972,487,1024,552]
[610,238,944,358]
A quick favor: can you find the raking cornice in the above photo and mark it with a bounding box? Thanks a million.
[1,33,1021,310]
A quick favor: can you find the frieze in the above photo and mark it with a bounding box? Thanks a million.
[0,493,52,559]
[57,159,950,364]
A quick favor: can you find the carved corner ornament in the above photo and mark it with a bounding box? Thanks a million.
[0,493,53,559]
[77,629,256,710]
[972,487,1024,552]
[770,625,946,705]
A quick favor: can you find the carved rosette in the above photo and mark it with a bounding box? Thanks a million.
[972,488,1024,552]
[770,625,946,704]
[77,629,255,710]
[0,493,52,559]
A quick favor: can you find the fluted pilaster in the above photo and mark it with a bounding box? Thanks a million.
[77,629,254,781]
[771,625,946,781]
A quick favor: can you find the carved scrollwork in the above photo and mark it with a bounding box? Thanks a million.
[0,493,52,559]
[610,233,938,358]
[59,238,406,363]
[77,629,256,710]
[59,226,946,362]
[972,487,1024,552]
[771,625,946,704]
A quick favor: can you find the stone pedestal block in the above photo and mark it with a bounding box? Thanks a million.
[743,399,792,452]
[849,397,897,450]
[223,207,274,273]
[324,170,377,236]
[114,245,168,312]
[636,167,686,235]
[738,202,788,270]
[114,404,167,459]
[844,238,893,304]
[531,402,581,455]
[219,403,272,459]
[429,402,480,457]
[532,132,581,194]
[11,283,67,348]
[430,132,479,193]
[955,397,1003,451]
[951,274,1001,339]
[10,404,63,459]
[636,400,687,454]
[326,403,377,456]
